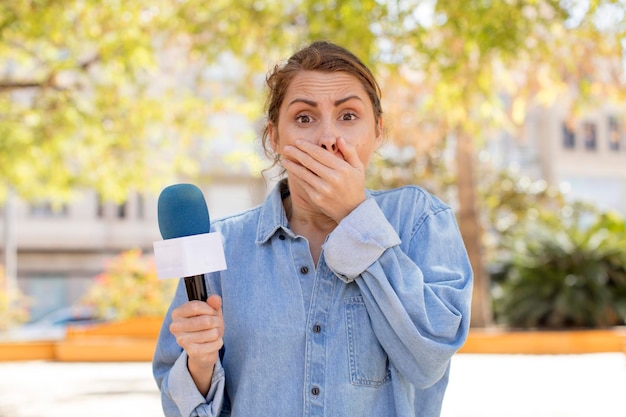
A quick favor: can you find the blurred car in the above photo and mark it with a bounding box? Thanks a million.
[1,305,106,341]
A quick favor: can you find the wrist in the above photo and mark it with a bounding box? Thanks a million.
[187,356,217,396]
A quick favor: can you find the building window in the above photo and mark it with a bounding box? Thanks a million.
[29,201,69,218]
[117,201,127,219]
[562,122,575,149]
[26,275,69,321]
[96,194,129,219]
[96,194,105,218]
[582,121,597,151]
[608,116,621,151]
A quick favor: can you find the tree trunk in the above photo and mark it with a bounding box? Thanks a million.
[455,128,492,327]
[3,188,17,296]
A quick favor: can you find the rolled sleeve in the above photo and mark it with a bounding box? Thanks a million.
[167,352,225,417]
[324,198,401,282]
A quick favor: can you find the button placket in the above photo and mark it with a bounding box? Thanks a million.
[303,263,335,416]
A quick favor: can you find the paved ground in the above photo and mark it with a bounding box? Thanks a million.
[0,353,624,417]
[442,353,626,417]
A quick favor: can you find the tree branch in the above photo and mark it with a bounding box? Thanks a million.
[0,81,45,92]
[0,53,99,93]
[79,53,101,71]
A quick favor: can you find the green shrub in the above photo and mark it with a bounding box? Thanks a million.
[492,205,626,328]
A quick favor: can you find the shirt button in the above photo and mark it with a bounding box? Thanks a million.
[300,266,309,274]
[311,386,320,396]
[279,235,285,240]
[313,324,322,333]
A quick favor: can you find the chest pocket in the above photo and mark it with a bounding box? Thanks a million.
[344,296,391,386]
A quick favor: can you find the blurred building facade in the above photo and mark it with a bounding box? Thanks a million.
[1,102,625,322]
[488,104,626,214]
[1,175,267,321]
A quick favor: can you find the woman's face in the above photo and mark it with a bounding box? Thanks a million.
[269,71,382,166]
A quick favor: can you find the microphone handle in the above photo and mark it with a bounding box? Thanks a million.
[184,275,208,301]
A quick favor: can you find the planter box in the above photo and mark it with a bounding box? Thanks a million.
[0,316,163,362]
[0,340,56,361]
[3,320,625,362]
[56,316,163,362]
[460,328,626,355]
[65,316,163,338]
[55,336,157,362]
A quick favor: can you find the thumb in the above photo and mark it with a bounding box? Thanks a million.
[206,294,222,313]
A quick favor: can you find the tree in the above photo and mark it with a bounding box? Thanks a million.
[0,0,388,203]
[1,1,196,202]
[2,1,625,327]
[371,0,626,326]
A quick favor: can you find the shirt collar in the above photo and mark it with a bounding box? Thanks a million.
[255,179,295,244]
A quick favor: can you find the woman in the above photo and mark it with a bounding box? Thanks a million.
[153,41,473,417]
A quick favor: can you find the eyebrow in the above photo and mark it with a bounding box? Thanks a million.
[287,95,363,108]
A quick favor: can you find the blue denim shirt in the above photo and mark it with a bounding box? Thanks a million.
[153,182,473,417]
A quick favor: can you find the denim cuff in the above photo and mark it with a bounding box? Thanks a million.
[324,198,401,282]
[169,352,225,417]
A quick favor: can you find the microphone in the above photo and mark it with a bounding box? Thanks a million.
[153,184,227,301]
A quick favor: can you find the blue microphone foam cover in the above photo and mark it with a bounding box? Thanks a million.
[157,184,211,239]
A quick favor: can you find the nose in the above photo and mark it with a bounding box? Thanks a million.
[319,121,338,152]
[320,141,337,152]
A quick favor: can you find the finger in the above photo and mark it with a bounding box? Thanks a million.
[285,150,347,194]
[295,140,345,169]
[283,142,351,192]
[336,137,364,170]
[282,158,329,197]
[205,295,225,337]
[170,313,222,334]
[282,156,319,180]
[179,327,222,345]
[172,300,214,320]
[282,146,322,177]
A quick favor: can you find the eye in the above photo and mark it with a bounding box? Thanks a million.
[296,114,313,124]
[340,112,358,121]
